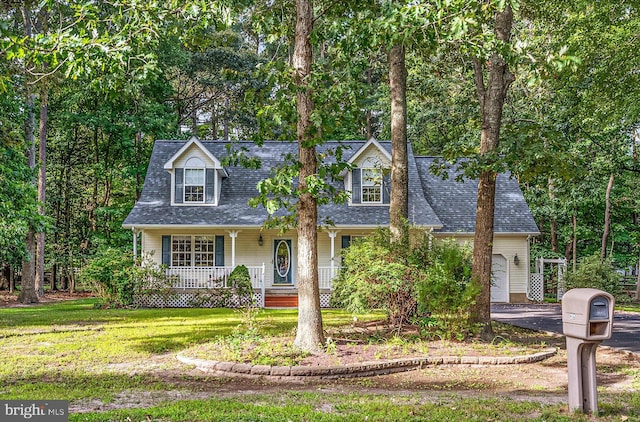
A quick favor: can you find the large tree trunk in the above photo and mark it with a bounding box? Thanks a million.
[19,5,38,304]
[470,6,515,337]
[600,173,615,261]
[572,212,577,271]
[35,90,48,298]
[389,43,409,244]
[292,0,324,352]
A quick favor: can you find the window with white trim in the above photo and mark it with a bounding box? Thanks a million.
[184,168,205,202]
[361,168,382,203]
[171,235,215,267]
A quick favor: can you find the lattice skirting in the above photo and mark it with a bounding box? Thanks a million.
[135,291,263,308]
[135,290,333,308]
[528,273,544,302]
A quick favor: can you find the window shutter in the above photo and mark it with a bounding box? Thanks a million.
[341,235,351,249]
[162,235,171,266]
[215,235,225,267]
[351,168,361,204]
[382,173,390,204]
[174,168,184,204]
[205,168,215,204]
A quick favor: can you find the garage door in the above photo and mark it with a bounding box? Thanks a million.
[491,254,509,303]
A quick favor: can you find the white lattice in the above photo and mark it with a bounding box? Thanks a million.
[135,291,264,308]
[320,293,332,308]
[528,273,544,302]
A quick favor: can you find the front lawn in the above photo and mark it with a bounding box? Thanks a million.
[1,298,638,421]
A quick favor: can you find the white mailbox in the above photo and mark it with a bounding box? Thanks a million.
[562,288,615,415]
[562,288,614,340]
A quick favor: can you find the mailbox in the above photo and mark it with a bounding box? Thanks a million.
[562,288,614,340]
[562,288,615,415]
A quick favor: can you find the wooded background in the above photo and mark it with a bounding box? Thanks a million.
[1,1,639,296]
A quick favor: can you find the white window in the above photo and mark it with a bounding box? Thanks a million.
[184,168,205,203]
[193,236,215,267]
[172,236,192,267]
[171,235,215,267]
[361,168,382,203]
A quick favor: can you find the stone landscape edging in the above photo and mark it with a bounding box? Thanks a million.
[176,347,557,379]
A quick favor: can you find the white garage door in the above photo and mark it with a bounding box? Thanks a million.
[491,254,509,303]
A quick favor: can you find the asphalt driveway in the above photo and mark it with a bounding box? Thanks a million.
[491,303,640,354]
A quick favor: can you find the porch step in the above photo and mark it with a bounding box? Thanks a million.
[264,295,298,308]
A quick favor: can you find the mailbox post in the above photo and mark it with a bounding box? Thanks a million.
[562,288,614,415]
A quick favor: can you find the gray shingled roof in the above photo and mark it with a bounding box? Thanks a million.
[415,157,539,234]
[123,140,538,234]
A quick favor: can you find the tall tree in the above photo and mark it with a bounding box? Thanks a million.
[292,0,325,352]
[469,4,515,335]
[388,42,409,243]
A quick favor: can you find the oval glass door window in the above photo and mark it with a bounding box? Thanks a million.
[276,240,291,278]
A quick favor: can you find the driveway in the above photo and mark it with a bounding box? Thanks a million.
[491,303,640,354]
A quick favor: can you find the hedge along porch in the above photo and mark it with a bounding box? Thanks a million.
[124,137,539,307]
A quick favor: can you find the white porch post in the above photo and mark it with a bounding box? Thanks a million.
[132,227,137,263]
[227,230,240,268]
[328,230,338,278]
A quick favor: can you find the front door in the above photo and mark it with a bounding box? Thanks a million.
[273,239,293,284]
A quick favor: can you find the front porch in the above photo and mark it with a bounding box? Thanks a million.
[135,264,338,308]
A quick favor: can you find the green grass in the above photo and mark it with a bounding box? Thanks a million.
[0,299,379,401]
[1,299,638,421]
[68,391,640,421]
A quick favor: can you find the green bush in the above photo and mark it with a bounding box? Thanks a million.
[563,254,628,303]
[190,265,255,308]
[332,229,478,339]
[81,248,135,307]
[414,239,480,340]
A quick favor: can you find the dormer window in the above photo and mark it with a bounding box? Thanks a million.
[184,157,206,203]
[361,168,382,203]
[164,138,228,206]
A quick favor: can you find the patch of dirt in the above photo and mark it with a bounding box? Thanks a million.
[0,291,94,307]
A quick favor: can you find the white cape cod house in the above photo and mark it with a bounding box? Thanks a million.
[123,137,539,307]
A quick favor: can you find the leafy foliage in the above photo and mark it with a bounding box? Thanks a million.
[80,248,135,307]
[332,229,478,339]
[563,254,629,303]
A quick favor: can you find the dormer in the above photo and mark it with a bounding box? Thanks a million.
[345,139,391,206]
[164,137,228,206]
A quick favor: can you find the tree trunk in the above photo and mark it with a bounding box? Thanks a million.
[18,229,39,303]
[635,248,640,302]
[9,266,15,293]
[292,0,324,353]
[548,178,558,253]
[572,212,577,271]
[470,6,515,338]
[19,5,38,304]
[389,43,409,244]
[600,173,614,261]
[35,90,48,298]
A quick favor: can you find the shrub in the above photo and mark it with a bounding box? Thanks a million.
[563,254,628,303]
[81,248,135,307]
[414,240,480,340]
[331,230,418,327]
[332,228,478,339]
[190,264,255,308]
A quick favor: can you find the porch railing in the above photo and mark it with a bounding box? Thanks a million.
[167,266,265,290]
[166,265,340,290]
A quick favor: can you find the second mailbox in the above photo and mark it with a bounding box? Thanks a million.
[562,288,614,340]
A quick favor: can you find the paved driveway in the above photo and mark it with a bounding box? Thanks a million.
[491,304,640,354]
